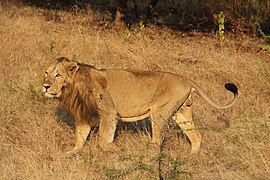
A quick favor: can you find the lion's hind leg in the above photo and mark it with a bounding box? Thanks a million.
[150,86,190,146]
[173,95,202,154]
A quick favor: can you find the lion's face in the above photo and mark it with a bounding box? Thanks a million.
[43,59,79,98]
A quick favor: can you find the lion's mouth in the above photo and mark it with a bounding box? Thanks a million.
[43,89,62,98]
[44,92,60,98]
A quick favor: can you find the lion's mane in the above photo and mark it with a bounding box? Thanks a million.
[59,60,100,125]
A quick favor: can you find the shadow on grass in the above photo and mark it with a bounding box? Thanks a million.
[55,106,152,138]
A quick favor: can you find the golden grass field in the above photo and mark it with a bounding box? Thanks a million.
[0,2,270,179]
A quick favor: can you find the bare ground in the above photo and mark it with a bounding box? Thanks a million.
[0,3,270,180]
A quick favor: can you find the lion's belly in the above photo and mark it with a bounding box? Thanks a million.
[116,100,152,118]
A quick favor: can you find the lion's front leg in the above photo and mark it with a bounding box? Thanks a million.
[98,115,117,150]
[96,91,118,150]
[67,123,91,154]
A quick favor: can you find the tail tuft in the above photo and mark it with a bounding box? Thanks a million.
[225,83,238,95]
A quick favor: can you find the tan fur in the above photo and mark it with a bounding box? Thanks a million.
[43,57,238,154]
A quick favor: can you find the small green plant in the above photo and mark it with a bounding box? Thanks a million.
[256,23,270,52]
[160,153,192,179]
[101,155,154,179]
[28,83,46,102]
[49,39,57,58]
[218,11,225,47]
[121,28,131,40]
[257,23,270,39]
[139,20,145,31]
[259,44,270,51]
[47,38,67,60]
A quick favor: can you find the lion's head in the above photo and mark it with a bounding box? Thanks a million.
[43,57,79,98]
[43,57,99,128]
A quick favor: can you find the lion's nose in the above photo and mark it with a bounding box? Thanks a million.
[43,84,51,90]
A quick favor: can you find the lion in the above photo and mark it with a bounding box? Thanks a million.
[43,57,238,154]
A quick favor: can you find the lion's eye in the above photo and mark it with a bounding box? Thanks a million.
[45,72,48,77]
[55,74,61,78]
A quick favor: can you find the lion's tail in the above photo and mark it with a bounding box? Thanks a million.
[189,80,238,110]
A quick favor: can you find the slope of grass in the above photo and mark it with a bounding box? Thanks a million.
[0,3,269,179]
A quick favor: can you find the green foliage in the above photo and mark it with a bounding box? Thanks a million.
[121,28,131,40]
[160,152,192,179]
[49,39,57,58]
[257,23,270,39]
[101,154,156,179]
[139,20,145,31]
[102,166,130,178]
[28,83,46,102]
[47,38,67,60]
[256,23,270,52]
[218,11,225,47]
[259,44,270,52]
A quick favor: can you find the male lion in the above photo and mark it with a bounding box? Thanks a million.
[43,57,238,154]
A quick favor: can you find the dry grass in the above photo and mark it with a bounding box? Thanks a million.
[0,3,270,180]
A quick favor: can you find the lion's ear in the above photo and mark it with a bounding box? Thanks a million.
[66,62,79,76]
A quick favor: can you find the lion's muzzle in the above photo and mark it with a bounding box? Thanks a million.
[43,84,51,92]
[42,83,61,97]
